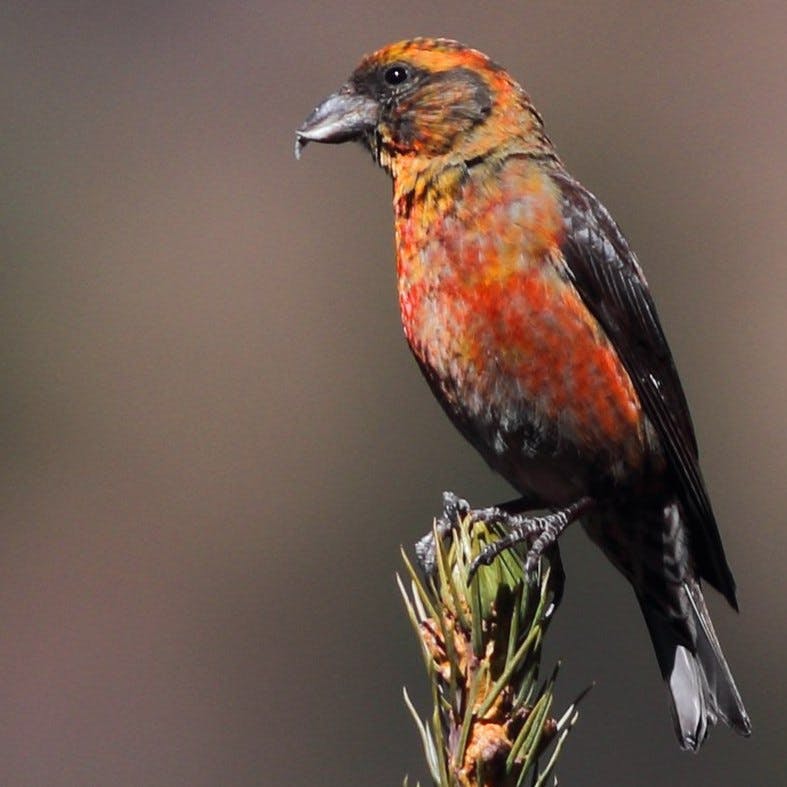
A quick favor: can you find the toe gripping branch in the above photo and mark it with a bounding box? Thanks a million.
[416,491,595,583]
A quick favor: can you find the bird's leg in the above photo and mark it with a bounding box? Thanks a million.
[468,496,595,581]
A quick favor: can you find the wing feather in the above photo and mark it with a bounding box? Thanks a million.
[552,171,737,607]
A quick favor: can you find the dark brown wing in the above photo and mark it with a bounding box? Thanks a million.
[553,170,738,608]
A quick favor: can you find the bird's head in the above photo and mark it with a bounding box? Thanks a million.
[296,38,547,178]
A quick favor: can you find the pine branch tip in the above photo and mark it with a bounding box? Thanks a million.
[399,503,584,785]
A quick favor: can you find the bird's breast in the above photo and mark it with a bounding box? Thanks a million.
[394,160,646,485]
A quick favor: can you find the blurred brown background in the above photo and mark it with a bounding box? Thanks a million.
[0,2,784,785]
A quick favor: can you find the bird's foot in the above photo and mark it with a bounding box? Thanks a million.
[415,491,471,574]
[416,493,593,583]
[467,497,595,583]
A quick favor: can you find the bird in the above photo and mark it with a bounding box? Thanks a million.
[295,37,751,750]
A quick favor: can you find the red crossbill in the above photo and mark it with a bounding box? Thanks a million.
[296,38,750,750]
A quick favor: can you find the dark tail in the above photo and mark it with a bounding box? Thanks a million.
[639,578,751,750]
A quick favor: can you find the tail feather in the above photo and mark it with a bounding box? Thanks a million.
[585,498,750,748]
[684,579,751,735]
[640,579,751,750]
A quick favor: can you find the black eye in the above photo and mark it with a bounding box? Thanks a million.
[383,65,409,86]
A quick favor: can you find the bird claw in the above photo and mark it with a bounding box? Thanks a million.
[436,491,471,534]
[417,494,591,581]
[418,495,547,582]
[466,498,594,584]
[466,511,544,584]
[415,491,471,574]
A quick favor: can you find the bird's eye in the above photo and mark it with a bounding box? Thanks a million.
[383,65,409,86]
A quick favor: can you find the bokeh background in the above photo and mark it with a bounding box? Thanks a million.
[1,2,784,785]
